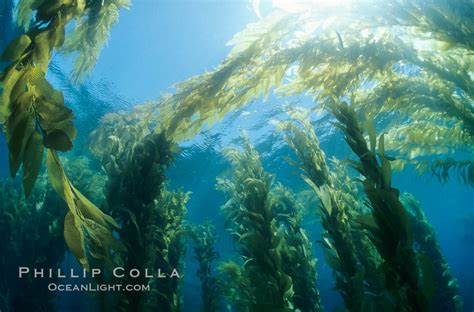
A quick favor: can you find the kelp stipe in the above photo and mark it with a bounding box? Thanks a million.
[329,102,433,312]
[272,183,324,312]
[189,222,221,312]
[275,110,366,311]
[402,193,463,312]
[91,110,187,311]
[217,135,294,311]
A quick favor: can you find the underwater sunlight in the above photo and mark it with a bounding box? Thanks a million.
[0,0,473,311]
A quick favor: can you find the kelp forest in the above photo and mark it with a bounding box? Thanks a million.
[0,0,472,311]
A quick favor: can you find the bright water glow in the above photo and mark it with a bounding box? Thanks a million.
[272,0,352,12]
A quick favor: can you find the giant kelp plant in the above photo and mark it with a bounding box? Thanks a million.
[329,102,435,312]
[90,107,187,311]
[217,136,295,311]
[275,109,368,311]
[271,183,323,312]
[217,136,326,312]
[189,222,221,312]
[402,193,463,312]
[0,0,129,270]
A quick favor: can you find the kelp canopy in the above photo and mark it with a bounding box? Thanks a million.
[154,0,473,185]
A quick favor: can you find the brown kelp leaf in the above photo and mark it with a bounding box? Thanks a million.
[355,213,379,231]
[36,99,72,125]
[7,93,35,176]
[64,211,89,270]
[72,185,120,229]
[366,118,377,153]
[9,76,30,107]
[45,149,67,199]
[22,131,44,197]
[43,129,73,151]
[323,247,341,271]
[378,133,385,157]
[1,34,31,62]
[83,218,126,256]
[0,64,28,122]
[32,27,56,70]
[36,0,70,22]
[381,157,392,189]
[46,150,121,269]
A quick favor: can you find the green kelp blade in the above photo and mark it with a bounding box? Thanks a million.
[22,131,44,197]
[46,149,121,269]
[378,133,385,157]
[366,118,377,153]
[7,94,35,176]
[1,34,31,62]
[72,184,120,229]
[64,211,89,270]
[355,213,379,232]
[323,247,342,272]
[381,156,392,189]
[43,129,73,151]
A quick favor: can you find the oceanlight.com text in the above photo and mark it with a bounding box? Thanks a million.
[48,283,151,292]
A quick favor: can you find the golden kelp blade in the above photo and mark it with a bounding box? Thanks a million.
[3,62,75,197]
[64,211,89,270]
[46,149,123,269]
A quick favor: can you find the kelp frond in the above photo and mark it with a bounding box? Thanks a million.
[217,135,294,311]
[14,0,129,82]
[373,0,474,51]
[91,110,186,311]
[329,101,433,312]
[385,121,473,159]
[153,2,473,139]
[1,22,75,196]
[46,150,123,271]
[1,0,129,196]
[218,261,254,312]
[61,0,131,82]
[189,222,221,312]
[429,159,474,186]
[276,108,367,311]
[272,183,323,312]
[402,193,463,312]
[146,188,188,312]
[0,1,125,268]
[148,1,473,196]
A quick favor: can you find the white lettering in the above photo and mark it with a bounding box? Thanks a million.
[18,267,30,278]
[91,268,101,278]
[113,267,124,278]
[129,269,140,278]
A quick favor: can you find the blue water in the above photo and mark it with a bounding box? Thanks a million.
[1,1,473,311]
